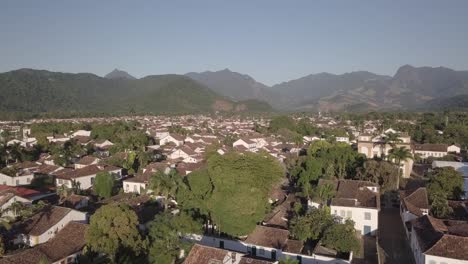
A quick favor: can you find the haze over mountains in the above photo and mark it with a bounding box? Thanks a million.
[0,65,467,117]
[185,65,468,112]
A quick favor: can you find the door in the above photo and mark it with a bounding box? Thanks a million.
[296,255,302,264]
[251,246,256,256]
[363,225,371,235]
[219,240,224,249]
[271,250,276,260]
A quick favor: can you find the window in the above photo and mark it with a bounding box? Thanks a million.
[364,212,371,220]
[16,179,19,185]
[259,248,265,255]
[58,179,63,184]
[347,211,352,218]
[27,178,31,183]
[428,261,436,264]
[340,210,345,217]
[125,184,129,190]
[90,177,95,184]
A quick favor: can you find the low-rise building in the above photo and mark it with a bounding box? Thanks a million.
[14,206,87,247]
[409,215,468,264]
[323,180,380,235]
[54,165,121,190]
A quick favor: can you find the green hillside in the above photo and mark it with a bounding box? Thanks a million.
[0,69,271,117]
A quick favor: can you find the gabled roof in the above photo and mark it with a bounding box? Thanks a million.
[412,215,468,260]
[0,185,41,199]
[183,244,272,264]
[400,187,429,217]
[327,180,379,209]
[0,222,88,264]
[414,144,448,152]
[245,225,289,249]
[76,155,99,165]
[18,206,72,236]
[53,164,120,180]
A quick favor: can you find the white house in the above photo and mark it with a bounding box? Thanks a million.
[123,173,151,194]
[160,134,185,146]
[71,130,91,137]
[0,173,34,186]
[409,215,468,264]
[335,136,350,144]
[233,138,257,150]
[316,180,380,235]
[448,144,461,154]
[4,222,88,264]
[14,206,87,247]
[414,144,448,159]
[399,187,429,230]
[168,147,195,160]
[74,156,100,169]
[54,165,121,190]
[94,139,114,149]
[303,136,321,143]
[186,225,352,264]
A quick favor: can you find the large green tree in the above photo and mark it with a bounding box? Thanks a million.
[321,219,360,254]
[427,167,464,200]
[147,213,201,264]
[93,171,115,198]
[356,160,399,192]
[177,152,284,236]
[290,208,334,241]
[86,204,145,262]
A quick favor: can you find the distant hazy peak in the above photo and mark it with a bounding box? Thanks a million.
[104,68,136,80]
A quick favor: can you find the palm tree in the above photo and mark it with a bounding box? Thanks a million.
[388,147,413,189]
[148,170,181,209]
[316,183,336,205]
[381,132,402,159]
[383,132,402,147]
[0,145,8,166]
[7,143,23,163]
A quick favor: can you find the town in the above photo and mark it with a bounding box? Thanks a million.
[0,112,465,264]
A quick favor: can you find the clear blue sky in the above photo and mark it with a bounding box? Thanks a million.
[1,0,468,85]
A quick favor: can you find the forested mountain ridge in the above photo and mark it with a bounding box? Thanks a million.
[0,69,272,115]
[186,65,468,112]
[308,65,468,112]
[185,68,283,107]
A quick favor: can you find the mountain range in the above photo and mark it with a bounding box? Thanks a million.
[0,65,467,117]
[185,65,468,112]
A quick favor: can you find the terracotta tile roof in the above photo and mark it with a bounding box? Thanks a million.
[53,164,120,180]
[414,144,448,152]
[183,244,272,264]
[328,180,379,209]
[400,187,429,217]
[35,164,61,175]
[0,185,41,199]
[73,135,91,144]
[412,215,468,260]
[36,222,88,261]
[425,235,468,260]
[245,225,289,249]
[284,239,304,254]
[18,206,72,236]
[76,155,99,165]
[0,222,88,264]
